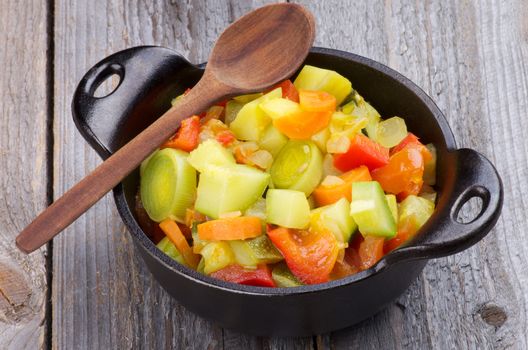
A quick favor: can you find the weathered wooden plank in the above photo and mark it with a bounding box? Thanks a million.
[0,1,49,349]
[293,0,528,348]
[52,1,313,349]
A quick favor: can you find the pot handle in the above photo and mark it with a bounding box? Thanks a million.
[384,148,503,265]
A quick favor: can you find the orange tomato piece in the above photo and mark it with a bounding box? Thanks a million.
[161,115,201,152]
[313,166,371,206]
[197,217,262,241]
[299,90,337,112]
[159,219,200,268]
[371,146,425,196]
[358,235,385,270]
[273,110,332,139]
[267,227,339,284]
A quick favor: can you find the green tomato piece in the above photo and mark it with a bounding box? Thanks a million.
[310,198,357,242]
[266,189,310,229]
[246,235,283,263]
[187,139,235,173]
[293,65,352,105]
[225,100,244,125]
[350,181,397,238]
[229,88,282,141]
[385,194,398,222]
[270,140,323,196]
[258,124,289,156]
[272,262,303,287]
[195,164,270,219]
[140,148,197,222]
[156,237,187,266]
[201,241,236,274]
[398,195,435,229]
[424,143,437,186]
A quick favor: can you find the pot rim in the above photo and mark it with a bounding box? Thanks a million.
[112,46,457,296]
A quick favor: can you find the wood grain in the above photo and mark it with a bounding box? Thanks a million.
[293,0,528,348]
[0,0,49,348]
[52,0,313,349]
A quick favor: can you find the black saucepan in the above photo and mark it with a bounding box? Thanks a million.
[71,46,503,336]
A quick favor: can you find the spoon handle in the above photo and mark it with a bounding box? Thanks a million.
[16,78,225,253]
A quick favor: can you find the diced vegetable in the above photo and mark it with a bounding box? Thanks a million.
[229,240,259,268]
[195,164,270,218]
[244,198,267,224]
[385,194,398,222]
[311,127,330,153]
[270,140,323,196]
[233,93,263,103]
[294,65,352,105]
[156,236,187,266]
[424,144,437,185]
[191,223,208,254]
[197,217,262,241]
[246,234,284,263]
[187,139,235,172]
[202,105,224,124]
[371,146,424,198]
[350,181,397,238]
[272,262,303,287]
[299,90,337,112]
[267,226,339,284]
[162,115,201,152]
[266,189,311,229]
[375,117,408,148]
[229,88,282,140]
[358,235,385,270]
[364,102,381,138]
[333,134,389,172]
[140,148,197,222]
[310,198,357,242]
[224,100,244,125]
[312,165,371,206]
[159,219,200,268]
[210,264,276,287]
[201,241,236,274]
[258,124,288,156]
[266,79,299,102]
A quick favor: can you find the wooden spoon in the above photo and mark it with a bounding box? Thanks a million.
[16,4,315,253]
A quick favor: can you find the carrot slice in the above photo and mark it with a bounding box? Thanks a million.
[313,166,371,206]
[197,217,262,241]
[159,219,200,268]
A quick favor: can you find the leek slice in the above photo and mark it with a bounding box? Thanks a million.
[195,164,270,219]
[187,139,235,172]
[266,189,310,229]
[270,140,323,196]
[293,65,352,105]
[229,88,282,141]
[140,148,196,223]
[156,236,187,266]
[258,124,289,156]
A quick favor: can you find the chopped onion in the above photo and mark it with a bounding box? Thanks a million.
[322,154,342,177]
[248,150,273,169]
[321,175,346,187]
[375,116,408,148]
[326,135,350,154]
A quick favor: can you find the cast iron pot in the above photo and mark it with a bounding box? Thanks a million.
[72,46,503,336]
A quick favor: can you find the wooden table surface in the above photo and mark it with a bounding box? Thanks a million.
[1,1,527,349]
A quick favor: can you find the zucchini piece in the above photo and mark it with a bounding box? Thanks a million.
[200,241,235,274]
[272,262,303,287]
[225,100,244,125]
[375,117,408,148]
[266,189,310,229]
[270,140,323,196]
[293,65,352,105]
[229,88,282,141]
[259,97,301,119]
[140,148,197,223]
[195,164,270,218]
[156,236,187,266]
[350,181,397,238]
[385,194,398,222]
[310,198,357,242]
[258,124,289,156]
[187,139,235,172]
[246,234,283,263]
[424,143,437,186]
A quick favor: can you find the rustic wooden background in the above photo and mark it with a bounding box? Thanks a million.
[1,0,527,349]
